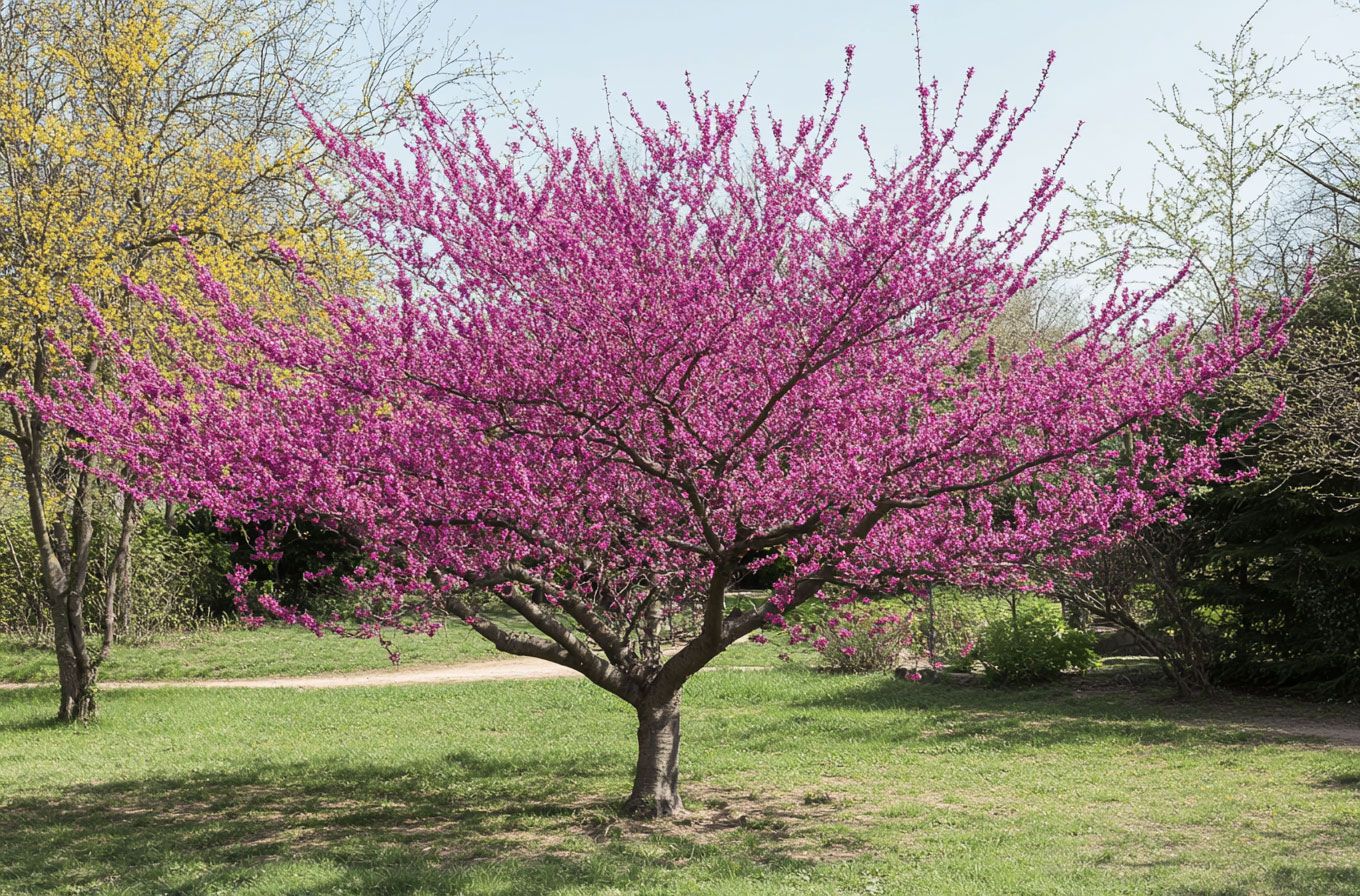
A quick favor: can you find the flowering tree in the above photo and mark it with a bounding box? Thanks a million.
[0,0,496,722]
[50,37,1290,815]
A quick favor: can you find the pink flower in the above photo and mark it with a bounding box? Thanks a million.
[38,29,1294,813]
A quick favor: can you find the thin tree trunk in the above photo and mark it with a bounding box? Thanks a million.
[623,690,684,817]
[44,467,99,722]
[13,392,99,721]
[100,492,139,662]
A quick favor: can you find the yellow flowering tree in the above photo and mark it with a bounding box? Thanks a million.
[0,0,496,720]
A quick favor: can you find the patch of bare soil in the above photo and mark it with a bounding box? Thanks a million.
[130,657,589,689]
[568,786,865,862]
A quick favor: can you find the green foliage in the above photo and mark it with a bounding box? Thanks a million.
[0,510,232,637]
[1173,271,1360,699]
[1191,486,1360,698]
[0,517,45,633]
[910,586,1008,664]
[975,601,1100,684]
[176,510,376,620]
[128,516,234,634]
[1069,14,1299,324]
[1061,3,1360,700]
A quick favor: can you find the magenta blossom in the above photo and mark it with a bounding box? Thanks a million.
[43,18,1293,817]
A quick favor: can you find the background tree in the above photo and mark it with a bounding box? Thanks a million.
[51,39,1292,816]
[1062,2,1360,698]
[1184,269,1360,697]
[0,0,499,720]
[1070,13,1303,322]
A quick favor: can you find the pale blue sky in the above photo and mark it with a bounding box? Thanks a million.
[425,0,1355,216]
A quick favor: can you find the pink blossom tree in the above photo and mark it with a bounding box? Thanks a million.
[49,37,1291,816]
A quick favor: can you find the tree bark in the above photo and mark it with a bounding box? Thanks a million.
[41,467,99,723]
[49,583,97,722]
[12,385,100,722]
[623,690,684,817]
[100,492,139,662]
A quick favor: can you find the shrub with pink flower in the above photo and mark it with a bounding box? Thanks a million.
[801,607,915,673]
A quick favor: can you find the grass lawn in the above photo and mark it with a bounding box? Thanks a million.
[1,658,1358,895]
[0,621,779,684]
[0,623,504,683]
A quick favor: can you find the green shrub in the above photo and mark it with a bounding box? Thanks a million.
[126,516,233,634]
[0,517,46,633]
[975,601,1099,684]
[0,510,232,638]
[909,585,1010,668]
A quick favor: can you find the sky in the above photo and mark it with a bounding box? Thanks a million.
[422,0,1356,220]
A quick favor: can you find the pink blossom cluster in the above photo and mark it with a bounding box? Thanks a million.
[33,39,1294,697]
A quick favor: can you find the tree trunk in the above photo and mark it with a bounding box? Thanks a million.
[623,690,684,817]
[17,421,99,721]
[40,471,99,723]
[8,341,101,722]
[100,493,139,662]
[50,585,97,722]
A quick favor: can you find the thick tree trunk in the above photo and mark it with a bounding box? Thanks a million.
[50,586,97,722]
[623,690,684,817]
[40,470,99,723]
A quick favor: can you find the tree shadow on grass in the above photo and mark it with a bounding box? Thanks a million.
[783,673,1359,753]
[0,685,61,733]
[1159,867,1360,896]
[0,713,66,733]
[3,673,1356,895]
[0,750,821,896]
[1320,772,1360,790]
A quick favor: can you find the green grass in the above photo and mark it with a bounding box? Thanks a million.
[2,660,1358,895]
[1,618,786,684]
[0,622,505,683]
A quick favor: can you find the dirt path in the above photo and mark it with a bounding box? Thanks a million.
[0,658,773,692]
[0,656,587,691]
